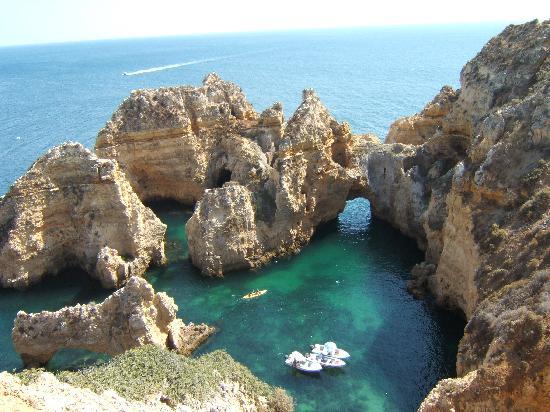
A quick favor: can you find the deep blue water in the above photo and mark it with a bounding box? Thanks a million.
[0,24,507,195]
[0,24,507,410]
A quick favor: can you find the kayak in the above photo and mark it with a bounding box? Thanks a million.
[242,289,267,299]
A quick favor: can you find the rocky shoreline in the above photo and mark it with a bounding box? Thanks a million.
[0,19,548,411]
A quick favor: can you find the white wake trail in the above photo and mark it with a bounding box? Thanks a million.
[122,52,262,76]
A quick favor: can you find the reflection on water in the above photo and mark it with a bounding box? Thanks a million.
[0,198,465,411]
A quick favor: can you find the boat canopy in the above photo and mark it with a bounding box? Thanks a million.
[289,351,306,362]
[324,342,337,354]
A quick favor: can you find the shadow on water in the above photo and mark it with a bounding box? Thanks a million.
[0,198,466,411]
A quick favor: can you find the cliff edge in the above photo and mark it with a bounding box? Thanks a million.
[0,143,166,289]
[359,20,549,410]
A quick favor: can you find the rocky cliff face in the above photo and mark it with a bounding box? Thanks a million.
[187,89,361,275]
[97,76,362,276]
[0,371,174,412]
[0,346,288,411]
[12,277,214,367]
[358,20,549,410]
[0,143,166,289]
[95,73,263,204]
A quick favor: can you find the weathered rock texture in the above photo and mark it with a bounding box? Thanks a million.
[0,143,166,289]
[0,369,273,412]
[12,277,214,367]
[187,89,363,275]
[0,371,173,412]
[97,75,364,276]
[358,20,549,410]
[95,73,261,204]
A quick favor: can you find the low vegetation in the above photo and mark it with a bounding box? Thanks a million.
[17,346,294,411]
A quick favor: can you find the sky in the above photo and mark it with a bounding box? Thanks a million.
[0,0,548,46]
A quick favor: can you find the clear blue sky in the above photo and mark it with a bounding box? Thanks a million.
[1,0,548,46]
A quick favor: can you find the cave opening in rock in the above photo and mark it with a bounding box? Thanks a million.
[331,142,347,167]
[215,168,232,188]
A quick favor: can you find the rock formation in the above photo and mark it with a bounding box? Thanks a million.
[97,75,364,276]
[0,371,174,412]
[12,277,214,367]
[0,143,166,289]
[358,20,549,410]
[95,73,262,204]
[1,17,547,411]
[186,89,362,275]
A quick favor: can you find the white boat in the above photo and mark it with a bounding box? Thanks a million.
[285,351,322,373]
[306,353,346,368]
[310,342,350,359]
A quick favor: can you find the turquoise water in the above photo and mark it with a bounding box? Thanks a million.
[0,25,504,410]
[0,199,464,410]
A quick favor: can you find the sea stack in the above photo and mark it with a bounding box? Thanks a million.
[0,143,166,289]
[12,276,215,367]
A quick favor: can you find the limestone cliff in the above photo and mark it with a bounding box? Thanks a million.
[187,89,359,275]
[95,73,263,204]
[96,76,362,276]
[0,346,292,411]
[0,143,166,289]
[358,20,549,409]
[12,277,214,367]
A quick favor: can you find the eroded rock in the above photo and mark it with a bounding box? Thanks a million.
[0,143,166,289]
[98,75,363,276]
[359,20,550,409]
[12,277,214,367]
[186,89,361,275]
[95,73,261,204]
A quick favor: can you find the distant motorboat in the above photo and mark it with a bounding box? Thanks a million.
[285,351,322,373]
[122,72,129,76]
[306,353,346,368]
[242,289,267,299]
[310,342,350,359]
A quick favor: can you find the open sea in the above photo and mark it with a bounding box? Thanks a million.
[0,24,507,411]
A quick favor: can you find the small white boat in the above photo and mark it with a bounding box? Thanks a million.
[285,351,322,373]
[310,342,350,359]
[306,353,346,368]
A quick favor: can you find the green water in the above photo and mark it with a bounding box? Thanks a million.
[0,198,464,411]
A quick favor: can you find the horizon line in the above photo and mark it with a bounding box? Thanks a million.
[0,18,533,49]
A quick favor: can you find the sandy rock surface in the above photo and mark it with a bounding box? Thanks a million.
[0,143,166,289]
[358,20,550,410]
[12,277,214,367]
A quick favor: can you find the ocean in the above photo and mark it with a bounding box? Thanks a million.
[0,24,507,411]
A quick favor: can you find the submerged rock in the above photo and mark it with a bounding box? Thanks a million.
[358,20,550,409]
[12,277,214,367]
[0,143,166,289]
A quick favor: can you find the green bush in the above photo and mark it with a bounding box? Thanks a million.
[519,188,550,221]
[267,387,295,412]
[17,346,293,410]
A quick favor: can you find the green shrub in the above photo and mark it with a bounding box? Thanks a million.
[267,387,295,412]
[519,188,550,221]
[16,346,293,410]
